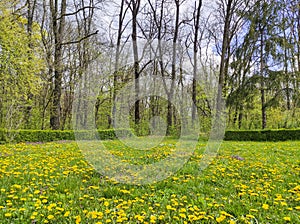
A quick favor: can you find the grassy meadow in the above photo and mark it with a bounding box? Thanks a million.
[0,138,299,223]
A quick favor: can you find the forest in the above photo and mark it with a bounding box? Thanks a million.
[1,0,300,135]
[1,1,300,223]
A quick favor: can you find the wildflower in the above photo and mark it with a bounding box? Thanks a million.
[216,215,226,223]
[119,189,130,194]
[179,213,186,218]
[150,215,156,223]
[179,208,187,213]
[158,215,164,220]
[246,214,255,219]
[47,215,54,220]
[220,211,233,217]
[166,205,173,210]
[88,211,98,219]
[262,204,269,210]
[283,217,291,222]
[4,213,12,218]
[75,215,81,224]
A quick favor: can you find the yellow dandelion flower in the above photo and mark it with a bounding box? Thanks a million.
[12,184,21,189]
[4,213,12,218]
[283,217,291,222]
[47,215,54,220]
[179,208,187,213]
[75,215,81,224]
[88,211,98,219]
[158,215,164,220]
[120,189,130,194]
[179,213,186,219]
[216,215,226,223]
[149,215,156,223]
[166,205,173,210]
[262,204,269,210]
[281,202,287,206]
[220,211,233,217]
[173,215,179,220]
[246,214,255,219]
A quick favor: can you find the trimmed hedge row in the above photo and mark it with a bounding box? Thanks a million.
[1,128,300,143]
[0,129,133,144]
[224,129,300,141]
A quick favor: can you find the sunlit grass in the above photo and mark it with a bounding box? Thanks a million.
[0,139,299,223]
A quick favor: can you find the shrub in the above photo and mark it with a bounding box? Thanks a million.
[0,129,133,144]
[224,129,300,141]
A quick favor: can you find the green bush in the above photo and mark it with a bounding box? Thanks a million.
[1,128,300,143]
[0,129,133,144]
[224,129,300,141]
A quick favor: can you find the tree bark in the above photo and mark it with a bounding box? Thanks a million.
[192,0,202,122]
[167,0,180,135]
[24,0,37,128]
[130,0,141,125]
[50,0,67,130]
[260,27,267,129]
[217,0,233,112]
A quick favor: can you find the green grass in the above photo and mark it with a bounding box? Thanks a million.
[0,138,299,223]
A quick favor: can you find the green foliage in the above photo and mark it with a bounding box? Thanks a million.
[3,128,300,143]
[0,129,133,144]
[0,1,44,130]
[225,129,300,141]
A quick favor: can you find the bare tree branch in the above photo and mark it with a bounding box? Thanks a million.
[61,30,99,45]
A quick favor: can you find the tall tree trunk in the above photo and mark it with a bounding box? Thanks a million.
[50,0,67,130]
[217,0,232,112]
[167,0,180,135]
[260,28,267,129]
[112,0,126,128]
[24,0,37,128]
[238,105,243,129]
[131,0,140,125]
[192,0,202,123]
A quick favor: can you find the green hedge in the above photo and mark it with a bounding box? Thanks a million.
[0,129,133,144]
[1,128,300,144]
[224,129,300,141]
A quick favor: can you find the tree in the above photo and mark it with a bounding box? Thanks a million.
[191,0,202,122]
[49,0,67,130]
[127,0,141,125]
[0,0,43,131]
[250,0,280,129]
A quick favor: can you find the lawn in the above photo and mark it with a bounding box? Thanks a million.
[0,138,299,223]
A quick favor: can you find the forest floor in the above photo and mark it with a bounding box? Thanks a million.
[0,139,299,223]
